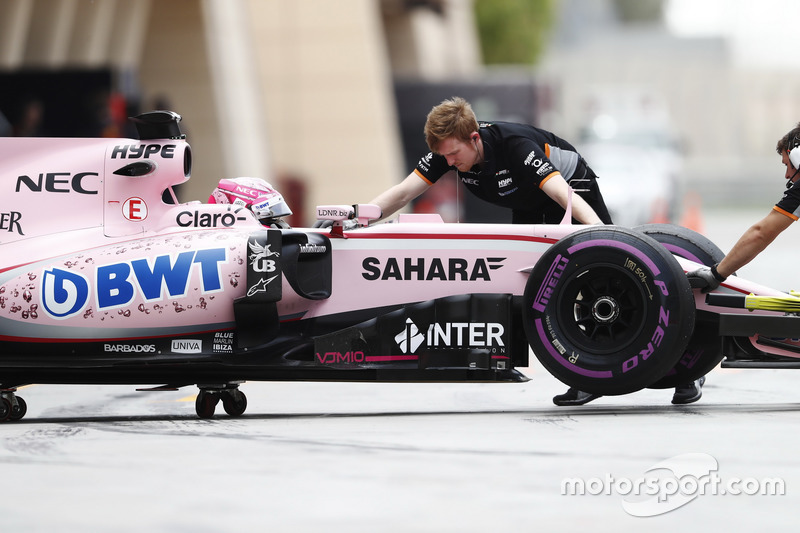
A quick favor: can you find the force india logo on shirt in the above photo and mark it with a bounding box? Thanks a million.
[418,152,434,172]
[524,150,555,176]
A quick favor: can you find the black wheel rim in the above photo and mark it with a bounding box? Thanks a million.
[555,263,648,355]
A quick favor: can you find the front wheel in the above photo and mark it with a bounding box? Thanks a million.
[523,226,695,395]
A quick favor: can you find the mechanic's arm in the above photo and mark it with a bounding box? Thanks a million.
[369,171,433,221]
[541,173,603,225]
[716,209,793,278]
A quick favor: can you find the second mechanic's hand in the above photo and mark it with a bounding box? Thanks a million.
[687,266,721,293]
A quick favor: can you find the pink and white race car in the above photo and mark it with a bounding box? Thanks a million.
[0,111,796,420]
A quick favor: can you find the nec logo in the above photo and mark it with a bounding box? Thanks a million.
[16,172,99,195]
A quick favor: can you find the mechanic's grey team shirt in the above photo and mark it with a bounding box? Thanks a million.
[413,121,612,223]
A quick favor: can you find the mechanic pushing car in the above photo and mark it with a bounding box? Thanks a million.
[370,96,612,226]
[209,177,293,229]
[368,96,705,406]
[689,122,800,291]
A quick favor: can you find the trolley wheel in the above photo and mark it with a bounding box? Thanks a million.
[9,396,27,421]
[0,397,11,422]
[221,389,247,417]
[195,391,220,419]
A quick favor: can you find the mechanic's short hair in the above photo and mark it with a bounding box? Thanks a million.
[776,121,800,154]
[424,97,479,153]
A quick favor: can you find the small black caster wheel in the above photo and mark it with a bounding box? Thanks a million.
[0,397,11,422]
[221,389,247,417]
[195,391,220,419]
[9,396,27,421]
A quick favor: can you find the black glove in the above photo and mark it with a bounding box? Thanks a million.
[687,264,726,293]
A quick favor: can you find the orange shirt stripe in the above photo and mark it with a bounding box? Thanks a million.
[413,168,434,185]
[539,171,561,189]
[773,205,799,221]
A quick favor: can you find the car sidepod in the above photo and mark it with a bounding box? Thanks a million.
[312,293,529,382]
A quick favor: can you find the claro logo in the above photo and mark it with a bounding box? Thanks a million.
[176,207,249,227]
[16,172,99,195]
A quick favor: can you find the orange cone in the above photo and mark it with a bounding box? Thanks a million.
[650,198,670,224]
[680,192,704,234]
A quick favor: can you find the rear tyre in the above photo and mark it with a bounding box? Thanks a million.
[523,226,695,395]
[635,224,726,388]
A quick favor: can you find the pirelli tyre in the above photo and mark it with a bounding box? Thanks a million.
[523,226,695,395]
[635,223,727,389]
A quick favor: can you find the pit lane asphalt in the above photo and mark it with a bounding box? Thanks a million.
[1,361,797,533]
[2,208,799,532]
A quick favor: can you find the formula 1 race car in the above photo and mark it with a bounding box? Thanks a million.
[1,111,798,421]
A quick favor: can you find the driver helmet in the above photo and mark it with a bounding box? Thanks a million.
[208,177,292,221]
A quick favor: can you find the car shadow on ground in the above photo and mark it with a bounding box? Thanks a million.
[11,402,800,426]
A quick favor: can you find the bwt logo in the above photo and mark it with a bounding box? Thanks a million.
[41,268,90,318]
[41,248,227,319]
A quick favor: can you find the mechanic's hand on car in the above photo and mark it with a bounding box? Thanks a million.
[687,265,726,293]
[312,219,359,230]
